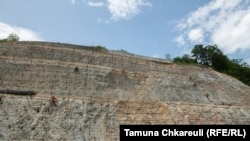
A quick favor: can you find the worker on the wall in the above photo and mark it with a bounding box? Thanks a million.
[0,95,5,104]
[74,66,79,73]
[51,95,58,106]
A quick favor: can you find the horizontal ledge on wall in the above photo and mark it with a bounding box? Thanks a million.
[0,89,37,95]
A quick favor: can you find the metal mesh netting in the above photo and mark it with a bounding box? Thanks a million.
[0,42,249,140]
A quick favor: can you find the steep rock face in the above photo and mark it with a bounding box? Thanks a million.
[0,41,249,140]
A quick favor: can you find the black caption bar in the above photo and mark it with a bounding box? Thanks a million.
[120,125,250,141]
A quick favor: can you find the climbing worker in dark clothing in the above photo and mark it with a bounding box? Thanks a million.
[74,66,79,73]
[51,95,58,106]
[193,82,196,87]
[0,95,5,104]
[0,95,2,104]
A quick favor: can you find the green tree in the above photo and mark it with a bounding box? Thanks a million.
[93,45,107,51]
[165,54,171,60]
[191,44,224,66]
[206,45,222,65]
[211,53,229,72]
[7,33,19,42]
[173,44,250,86]
[173,54,195,64]
[191,44,206,64]
[226,58,250,86]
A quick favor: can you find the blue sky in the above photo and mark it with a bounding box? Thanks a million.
[0,0,250,64]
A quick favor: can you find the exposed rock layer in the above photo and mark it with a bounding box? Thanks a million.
[0,41,249,140]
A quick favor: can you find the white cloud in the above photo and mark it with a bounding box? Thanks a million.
[88,1,104,7]
[107,0,152,21]
[188,28,203,43]
[97,18,110,24]
[0,22,43,41]
[174,35,185,46]
[175,0,250,54]
[71,0,76,4]
[71,0,83,5]
[211,10,250,53]
[84,0,152,22]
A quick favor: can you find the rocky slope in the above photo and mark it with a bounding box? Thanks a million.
[0,41,249,140]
